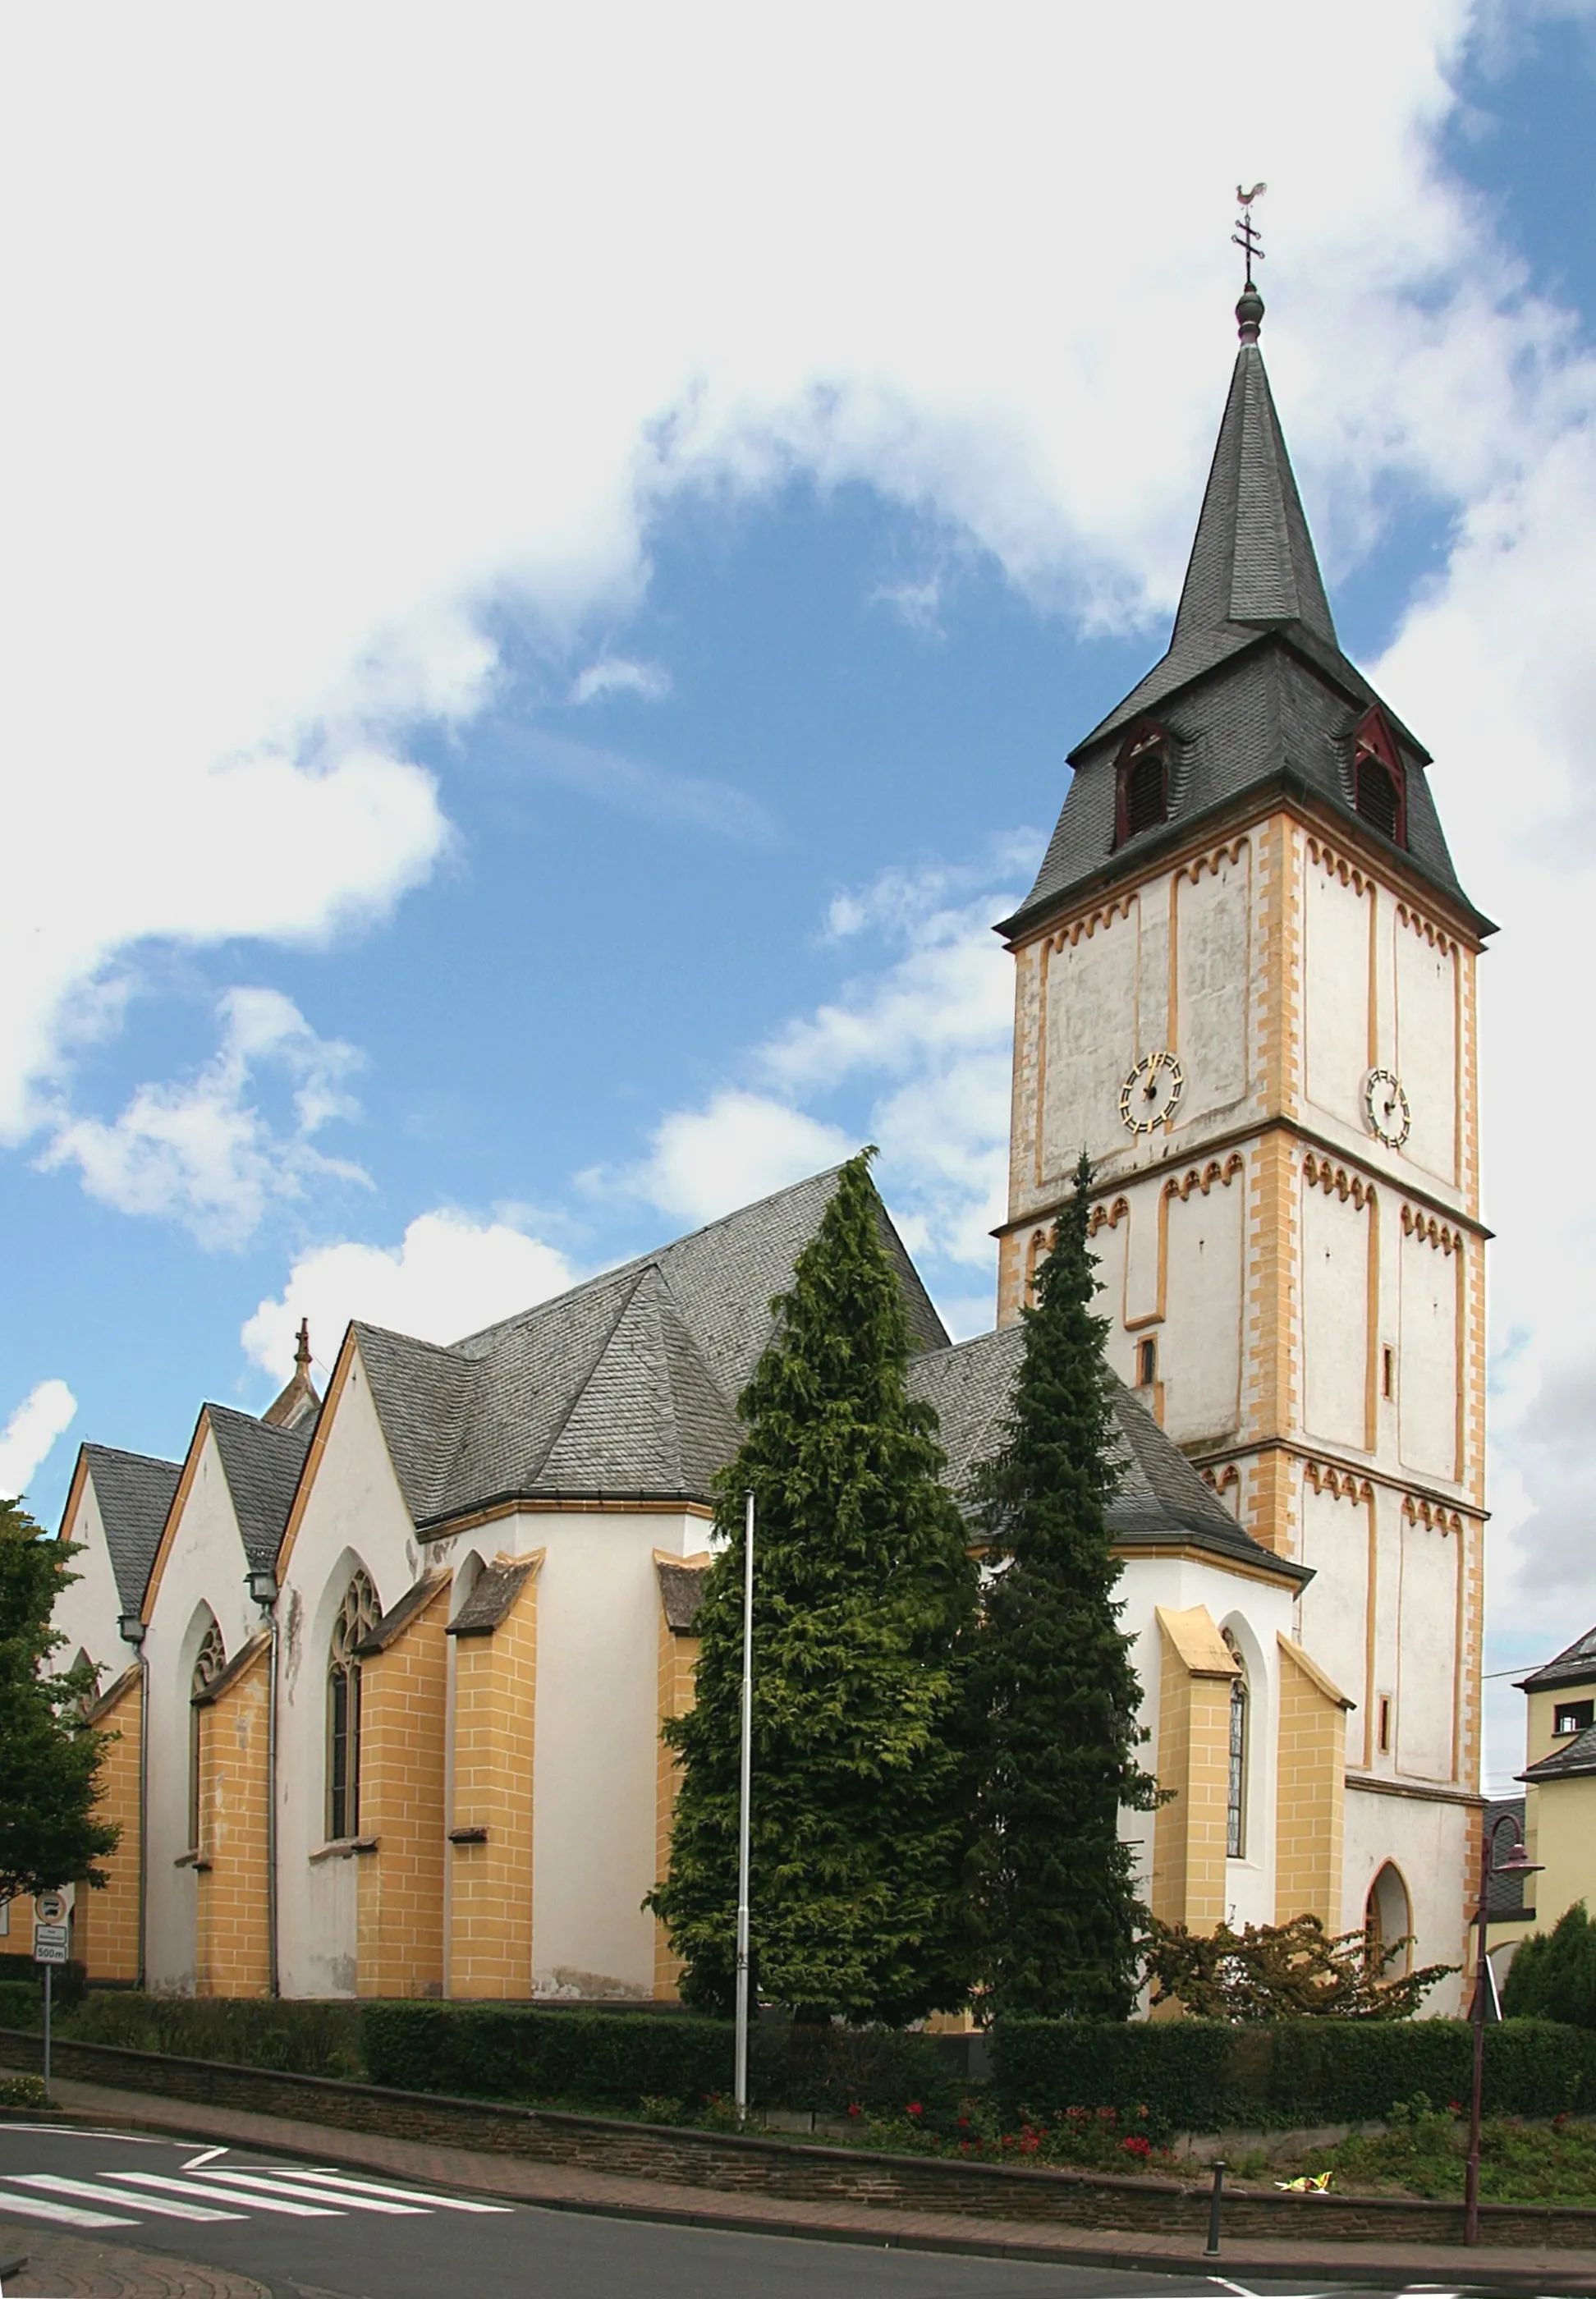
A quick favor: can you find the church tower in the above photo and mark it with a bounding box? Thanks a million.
[995,278,1491,1963]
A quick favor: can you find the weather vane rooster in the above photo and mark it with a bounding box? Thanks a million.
[1234,182,1267,287]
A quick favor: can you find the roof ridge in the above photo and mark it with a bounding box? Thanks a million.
[524,1264,654,1486]
[83,1439,182,1471]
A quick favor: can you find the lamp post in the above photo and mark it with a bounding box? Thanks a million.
[1464,1813,1540,2245]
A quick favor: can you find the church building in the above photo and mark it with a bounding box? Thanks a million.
[46,278,1488,2011]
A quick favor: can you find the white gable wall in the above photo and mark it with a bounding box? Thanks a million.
[51,1472,129,1682]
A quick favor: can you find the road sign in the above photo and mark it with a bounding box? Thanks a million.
[34,1891,67,1925]
[33,1924,69,1965]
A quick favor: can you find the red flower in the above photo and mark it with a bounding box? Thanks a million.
[1447,2100,1463,2116]
[1121,2135,1152,2159]
[906,2101,923,2118]
[846,2102,862,2118]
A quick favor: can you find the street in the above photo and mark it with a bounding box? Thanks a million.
[0,2120,1567,2299]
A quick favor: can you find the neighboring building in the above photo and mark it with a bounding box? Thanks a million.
[51,278,1488,2005]
[1483,1629,1596,1980]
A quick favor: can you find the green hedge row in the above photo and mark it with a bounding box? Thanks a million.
[991,2016,1596,2131]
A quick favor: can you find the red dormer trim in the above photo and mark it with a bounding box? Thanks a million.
[1113,720,1170,848]
[1351,706,1407,848]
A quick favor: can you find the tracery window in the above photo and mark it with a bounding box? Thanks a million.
[1222,1629,1248,1860]
[327,1570,377,1842]
[188,1618,226,1850]
[1114,724,1169,846]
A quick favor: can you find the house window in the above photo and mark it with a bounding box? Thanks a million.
[188,1619,226,1850]
[327,1570,377,1842]
[1554,1700,1594,1737]
[1137,1338,1158,1388]
[1222,1630,1248,1859]
[1114,726,1169,846]
[1351,709,1407,847]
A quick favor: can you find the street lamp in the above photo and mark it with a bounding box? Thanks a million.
[1464,1813,1541,2246]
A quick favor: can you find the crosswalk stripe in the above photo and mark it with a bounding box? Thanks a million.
[262,2168,512,2213]
[107,2173,338,2217]
[0,2189,136,2228]
[185,2169,424,2215]
[8,2175,244,2224]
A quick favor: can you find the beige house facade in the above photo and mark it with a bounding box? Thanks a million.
[48,285,1486,2009]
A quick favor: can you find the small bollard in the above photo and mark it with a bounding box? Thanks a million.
[1204,2157,1227,2257]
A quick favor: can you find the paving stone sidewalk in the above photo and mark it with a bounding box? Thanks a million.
[11,2072,1596,2293]
[0,2228,267,2299]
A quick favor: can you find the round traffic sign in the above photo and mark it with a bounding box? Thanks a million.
[34,1890,67,1924]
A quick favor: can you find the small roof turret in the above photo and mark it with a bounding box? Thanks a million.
[263,1318,321,1432]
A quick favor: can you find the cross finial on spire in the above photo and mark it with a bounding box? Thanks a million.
[1233,181,1267,344]
[295,1317,311,1375]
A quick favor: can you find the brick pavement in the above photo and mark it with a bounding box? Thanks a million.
[4,2073,1594,2292]
[0,2228,267,2299]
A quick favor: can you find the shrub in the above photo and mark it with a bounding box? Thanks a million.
[0,1954,85,2010]
[0,2074,48,2109]
[1502,1905,1596,2028]
[0,1983,40,2030]
[361,2003,734,2109]
[748,2019,959,2119]
[57,1993,363,2077]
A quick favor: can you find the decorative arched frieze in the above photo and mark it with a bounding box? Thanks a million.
[1401,1495,1462,1536]
[1047,893,1135,952]
[1302,1459,1374,1505]
[1401,1203,1463,1255]
[1202,1463,1241,1495]
[1305,834,1376,899]
[1394,901,1458,958]
[1164,1153,1245,1205]
[1087,1196,1130,1237]
[1174,836,1249,888]
[1303,1151,1375,1209]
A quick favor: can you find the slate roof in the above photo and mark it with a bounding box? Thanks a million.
[76,1443,182,1618]
[999,307,1488,943]
[1521,1726,1596,1785]
[906,1323,1309,1585]
[355,1168,942,1533]
[204,1405,314,1572]
[355,1567,451,1656]
[1517,1623,1596,1696]
[447,1557,538,1636]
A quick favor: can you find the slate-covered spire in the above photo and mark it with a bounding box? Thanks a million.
[1170,286,1337,651]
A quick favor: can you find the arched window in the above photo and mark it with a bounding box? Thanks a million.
[188,1618,226,1850]
[1364,1861,1413,1976]
[1351,709,1407,847]
[1222,1629,1248,1859]
[1114,723,1169,846]
[327,1570,377,1841]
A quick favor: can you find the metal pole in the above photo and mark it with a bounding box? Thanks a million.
[1464,1824,1493,2246]
[1204,2158,1226,2256]
[733,1489,754,2128]
[42,1962,52,2097]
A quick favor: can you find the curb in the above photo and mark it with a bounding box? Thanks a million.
[17,2099,1596,2295]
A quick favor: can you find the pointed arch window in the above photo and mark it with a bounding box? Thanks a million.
[1114,723,1169,847]
[1352,709,1407,848]
[1222,1628,1249,1859]
[188,1618,226,1850]
[327,1570,377,1842]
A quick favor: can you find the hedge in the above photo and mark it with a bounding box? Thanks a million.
[5,1992,365,2078]
[0,1985,39,2031]
[992,2017,1596,2132]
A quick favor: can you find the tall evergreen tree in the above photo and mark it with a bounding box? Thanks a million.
[649,1151,979,2022]
[0,1498,118,1900]
[970,1150,1159,2018]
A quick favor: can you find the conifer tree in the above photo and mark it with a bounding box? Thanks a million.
[969,1150,1159,2019]
[0,1498,118,1900]
[649,1151,979,2022]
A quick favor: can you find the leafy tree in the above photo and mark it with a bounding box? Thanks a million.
[648,1150,979,2022]
[1143,1913,1456,2020]
[0,1498,117,1899]
[1502,1902,1596,2027]
[969,1150,1160,2019]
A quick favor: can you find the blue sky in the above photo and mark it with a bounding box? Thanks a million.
[2,5,1594,1792]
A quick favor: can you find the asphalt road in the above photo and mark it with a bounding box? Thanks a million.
[0,2120,1545,2299]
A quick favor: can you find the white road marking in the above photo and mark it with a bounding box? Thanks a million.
[0,2190,136,2228]
[182,2148,228,2169]
[0,2126,158,2143]
[186,2168,424,2215]
[106,2173,339,2217]
[261,2168,513,2213]
[9,2175,243,2224]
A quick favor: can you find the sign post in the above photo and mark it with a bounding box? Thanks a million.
[34,1893,69,2095]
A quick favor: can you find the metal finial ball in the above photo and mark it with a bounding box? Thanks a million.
[1236,285,1264,344]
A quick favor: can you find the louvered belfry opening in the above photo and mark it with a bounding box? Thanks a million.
[1355,750,1402,843]
[1116,725,1168,846]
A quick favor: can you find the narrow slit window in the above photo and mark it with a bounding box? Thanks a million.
[1378,1695,1392,1755]
[327,1570,378,1842]
[1137,1338,1158,1388]
[1222,1630,1248,1859]
[188,1619,226,1851]
[1382,1346,1395,1400]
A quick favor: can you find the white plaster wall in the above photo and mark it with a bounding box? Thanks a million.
[1304,865,1371,1134]
[140,1425,259,1994]
[1398,1236,1460,1483]
[1296,1484,1369,1760]
[274,1343,420,1999]
[1343,1784,1467,2015]
[1043,901,1141,1173]
[1162,1179,1244,1446]
[1301,1185,1370,1451]
[1394,924,1458,1187]
[51,1475,130,1682]
[1174,851,1250,1123]
[1119,1553,1296,1933]
[1395,1517,1459,1783]
[484,1507,706,1999]
[1120,1182,1158,1329]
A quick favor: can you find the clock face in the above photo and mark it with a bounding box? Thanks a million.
[1119,1050,1185,1136]
[1364,1067,1411,1149]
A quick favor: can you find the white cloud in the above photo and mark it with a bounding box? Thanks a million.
[42,989,365,1250]
[568,657,672,706]
[241,1209,580,1375]
[0,1379,78,1503]
[606,1090,855,1231]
